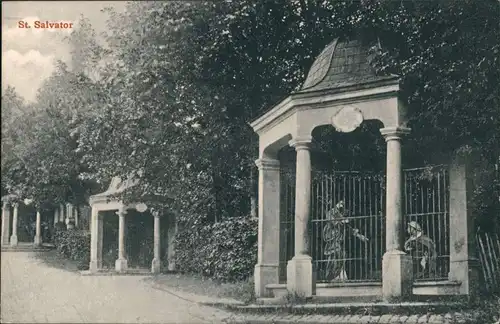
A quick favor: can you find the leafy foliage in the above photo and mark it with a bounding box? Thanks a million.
[53,227,91,270]
[1,0,499,281]
[174,217,257,282]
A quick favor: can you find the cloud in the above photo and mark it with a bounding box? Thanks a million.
[1,1,127,102]
[2,49,56,102]
[2,16,72,101]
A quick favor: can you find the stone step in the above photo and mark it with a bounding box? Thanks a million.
[80,268,152,276]
[221,301,467,316]
[223,313,471,324]
[1,244,54,252]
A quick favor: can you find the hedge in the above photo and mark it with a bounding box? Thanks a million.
[174,216,257,282]
[53,225,91,270]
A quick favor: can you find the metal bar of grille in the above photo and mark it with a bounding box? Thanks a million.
[278,165,450,284]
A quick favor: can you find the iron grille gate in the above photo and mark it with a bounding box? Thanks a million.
[279,165,450,284]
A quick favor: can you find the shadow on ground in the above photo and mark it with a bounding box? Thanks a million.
[31,250,80,272]
[144,273,254,304]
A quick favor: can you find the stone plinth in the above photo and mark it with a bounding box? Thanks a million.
[254,264,279,298]
[115,258,128,272]
[151,258,161,274]
[382,250,413,302]
[286,254,314,298]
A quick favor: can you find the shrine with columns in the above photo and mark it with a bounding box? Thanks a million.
[88,176,177,274]
[1,195,87,249]
[249,37,479,302]
[2,177,177,275]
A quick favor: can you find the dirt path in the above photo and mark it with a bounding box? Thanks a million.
[1,251,233,323]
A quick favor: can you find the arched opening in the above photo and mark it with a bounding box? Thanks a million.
[102,210,118,269]
[278,121,450,284]
[278,121,387,283]
[17,203,36,243]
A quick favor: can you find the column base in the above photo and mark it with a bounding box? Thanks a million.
[382,250,413,302]
[151,258,161,274]
[34,235,42,246]
[286,255,314,298]
[89,260,102,273]
[115,258,128,272]
[449,258,481,298]
[10,235,18,246]
[254,263,279,298]
[167,261,176,272]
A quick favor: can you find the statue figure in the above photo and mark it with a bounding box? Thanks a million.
[323,200,369,281]
[404,221,437,279]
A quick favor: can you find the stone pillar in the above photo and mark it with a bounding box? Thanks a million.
[1,202,11,246]
[74,206,79,228]
[97,212,103,264]
[66,203,74,229]
[34,210,42,246]
[286,136,314,298]
[54,208,59,226]
[10,203,19,246]
[448,155,480,298]
[115,207,128,272]
[380,127,413,302]
[59,204,65,222]
[89,206,103,272]
[151,210,161,274]
[254,158,281,298]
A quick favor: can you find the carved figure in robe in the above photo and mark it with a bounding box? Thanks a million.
[404,221,437,279]
[323,200,369,281]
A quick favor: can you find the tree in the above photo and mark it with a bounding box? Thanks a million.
[1,86,29,199]
[74,0,499,226]
[1,17,107,207]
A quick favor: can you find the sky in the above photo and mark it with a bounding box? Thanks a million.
[1,1,127,102]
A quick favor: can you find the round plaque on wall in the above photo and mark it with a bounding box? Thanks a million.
[331,106,364,133]
[135,203,148,213]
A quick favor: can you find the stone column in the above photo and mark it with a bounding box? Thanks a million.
[34,210,42,246]
[10,203,19,246]
[89,206,103,272]
[151,210,161,274]
[1,202,11,246]
[115,207,128,272]
[54,208,59,226]
[74,206,79,228]
[59,204,65,222]
[66,203,74,229]
[448,155,480,298]
[254,158,281,298]
[286,136,314,298]
[380,127,413,301]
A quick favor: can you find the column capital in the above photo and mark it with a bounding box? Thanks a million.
[12,202,19,209]
[152,210,160,218]
[116,208,128,217]
[289,136,313,151]
[2,202,9,210]
[255,158,280,171]
[380,126,411,142]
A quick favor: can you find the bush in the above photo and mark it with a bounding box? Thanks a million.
[53,228,91,270]
[174,216,257,282]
